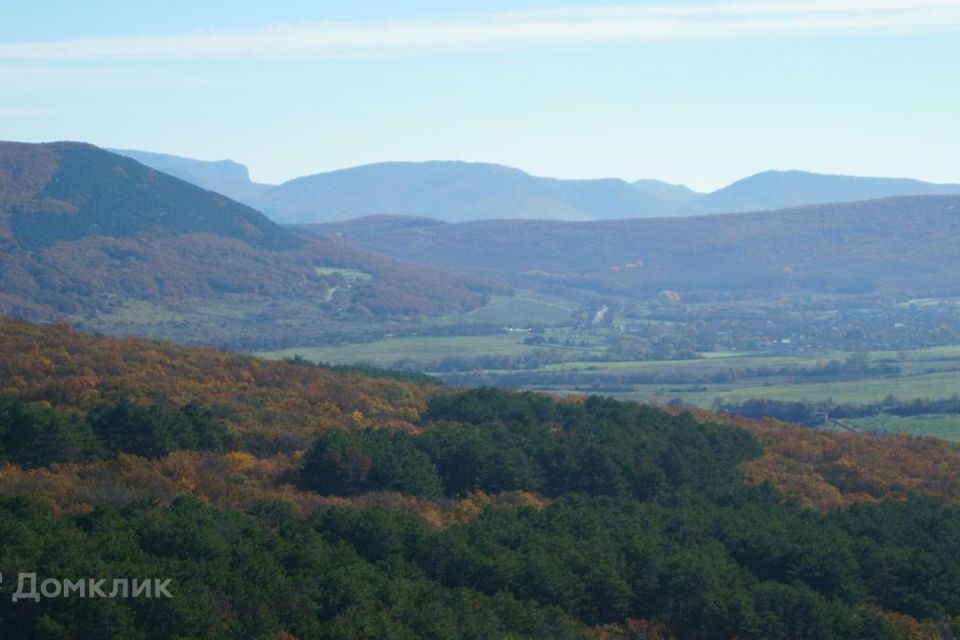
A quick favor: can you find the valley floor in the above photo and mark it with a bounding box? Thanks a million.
[256,293,960,442]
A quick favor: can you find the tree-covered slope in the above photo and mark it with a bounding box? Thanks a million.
[303,195,960,297]
[0,142,507,346]
[2,141,296,250]
[3,320,960,637]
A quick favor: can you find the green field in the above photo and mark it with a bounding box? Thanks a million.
[259,330,960,406]
[259,334,541,366]
[255,301,960,442]
[536,350,849,374]
[314,266,372,281]
[427,291,580,327]
[841,413,960,442]
[600,370,960,408]
[73,296,276,328]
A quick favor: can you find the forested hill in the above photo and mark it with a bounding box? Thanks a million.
[0,141,506,346]
[4,318,960,637]
[302,195,960,297]
[0,141,295,250]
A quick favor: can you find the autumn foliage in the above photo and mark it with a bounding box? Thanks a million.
[0,318,432,452]
[678,408,960,510]
[6,320,960,638]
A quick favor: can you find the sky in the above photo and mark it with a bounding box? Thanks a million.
[1,1,958,191]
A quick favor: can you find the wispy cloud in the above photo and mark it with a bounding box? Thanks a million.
[1,0,958,61]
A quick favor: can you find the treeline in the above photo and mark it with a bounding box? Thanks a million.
[0,395,231,468]
[717,395,960,426]
[438,351,908,389]
[283,354,440,385]
[402,350,569,374]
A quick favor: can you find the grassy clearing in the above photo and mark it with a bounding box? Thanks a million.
[73,297,278,329]
[893,344,960,360]
[536,351,850,374]
[258,334,539,366]
[75,299,193,326]
[529,345,960,388]
[314,267,372,281]
[428,291,579,327]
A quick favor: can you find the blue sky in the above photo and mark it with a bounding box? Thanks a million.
[2,1,958,191]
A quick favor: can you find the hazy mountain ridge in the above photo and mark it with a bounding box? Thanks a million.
[109,149,960,223]
[250,161,960,223]
[110,147,274,202]
[249,160,681,223]
[685,169,960,215]
[632,178,702,208]
[300,195,960,297]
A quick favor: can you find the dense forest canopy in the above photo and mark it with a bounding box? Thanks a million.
[2,320,960,637]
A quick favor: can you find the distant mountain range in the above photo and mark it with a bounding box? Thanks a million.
[114,148,960,223]
[259,165,960,222]
[109,148,274,202]
[0,141,505,348]
[685,170,960,216]
[248,161,695,223]
[301,195,960,298]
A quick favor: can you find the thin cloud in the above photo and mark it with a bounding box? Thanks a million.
[1,0,958,61]
[499,0,960,20]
